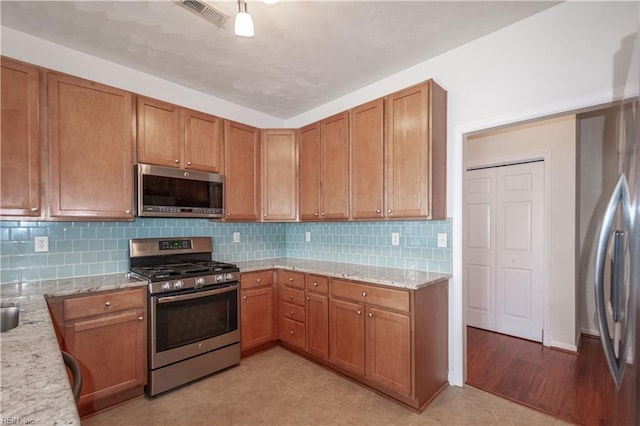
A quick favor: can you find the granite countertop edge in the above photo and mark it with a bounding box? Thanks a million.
[0,260,451,424]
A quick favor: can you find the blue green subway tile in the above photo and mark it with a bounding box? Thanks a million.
[116,240,129,249]
[88,240,104,251]
[73,264,89,277]
[19,241,35,254]
[103,262,119,274]
[30,253,48,267]
[9,228,28,241]
[137,228,150,238]
[96,227,111,239]
[9,255,30,268]
[71,222,89,227]
[28,227,47,238]
[55,240,73,252]
[73,240,89,252]
[47,227,65,239]
[39,266,58,279]
[433,249,446,260]
[117,260,129,271]
[21,268,39,281]
[56,265,74,279]
[63,227,82,239]
[110,228,125,238]
[0,227,9,240]
[111,250,127,261]
[428,260,439,271]
[0,269,20,283]
[89,263,104,275]
[96,251,111,262]
[81,228,97,239]
[65,252,82,264]
[1,221,19,228]
[47,253,65,266]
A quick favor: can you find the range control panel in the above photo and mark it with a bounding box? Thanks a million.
[159,240,192,251]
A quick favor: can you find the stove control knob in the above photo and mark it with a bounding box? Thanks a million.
[225,273,235,281]
[161,282,171,291]
[195,277,206,287]
[216,275,224,283]
[173,280,184,289]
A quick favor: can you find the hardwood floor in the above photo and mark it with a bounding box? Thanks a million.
[466,326,635,426]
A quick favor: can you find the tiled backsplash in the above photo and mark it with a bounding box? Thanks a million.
[0,219,451,283]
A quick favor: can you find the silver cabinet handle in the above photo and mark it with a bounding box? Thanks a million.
[290,331,294,335]
[138,316,144,321]
[362,292,367,297]
[290,311,295,316]
[313,282,318,287]
[227,212,231,216]
[105,301,112,307]
[321,212,325,216]
[594,173,632,389]
[306,297,310,301]
[256,278,261,283]
[289,277,294,281]
[387,209,392,213]
[174,159,179,163]
[368,312,373,318]
[289,295,294,300]
[315,212,319,217]
[30,207,39,212]
[125,210,131,214]
[187,161,191,166]
[376,209,381,214]
[242,295,247,300]
[356,310,362,315]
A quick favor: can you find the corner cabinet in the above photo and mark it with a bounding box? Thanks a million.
[137,96,223,173]
[47,72,134,220]
[298,123,322,221]
[261,129,298,221]
[0,58,41,218]
[47,287,146,417]
[224,120,260,221]
[385,80,447,219]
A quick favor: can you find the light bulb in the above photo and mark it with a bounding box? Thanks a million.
[235,12,254,37]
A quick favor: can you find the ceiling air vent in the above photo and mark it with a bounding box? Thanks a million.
[175,0,229,28]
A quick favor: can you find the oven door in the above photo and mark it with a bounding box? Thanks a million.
[150,284,239,370]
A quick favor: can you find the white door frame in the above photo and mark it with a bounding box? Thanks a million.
[463,151,552,348]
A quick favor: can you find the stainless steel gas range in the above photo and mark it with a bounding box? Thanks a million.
[129,237,240,396]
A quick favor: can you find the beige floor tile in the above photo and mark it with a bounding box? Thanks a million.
[82,347,566,426]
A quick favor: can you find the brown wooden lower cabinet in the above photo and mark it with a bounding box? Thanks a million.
[239,270,276,355]
[47,287,146,417]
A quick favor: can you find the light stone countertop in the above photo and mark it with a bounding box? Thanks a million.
[0,260,451,424]
[0,273,147,425]
[235,257,451,289]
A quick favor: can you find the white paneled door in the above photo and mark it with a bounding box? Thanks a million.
[465,161,544,342]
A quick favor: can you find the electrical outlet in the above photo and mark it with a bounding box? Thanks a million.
[437,233,448,248]
[391,232,400,246]
[35,236,49,252]
[233,232,240,243]
[305,232,311,242]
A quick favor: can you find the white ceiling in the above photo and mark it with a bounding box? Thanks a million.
[1,1,559,119]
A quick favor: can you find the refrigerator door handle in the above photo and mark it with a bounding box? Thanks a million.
[595,173,632,389]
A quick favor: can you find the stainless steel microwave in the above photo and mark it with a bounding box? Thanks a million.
[135,164,224,219]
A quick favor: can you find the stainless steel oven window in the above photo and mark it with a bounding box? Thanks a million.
[153,286,238,353]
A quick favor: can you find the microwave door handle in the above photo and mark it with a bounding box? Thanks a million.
[156,285,237,304]
[594,173,631,389]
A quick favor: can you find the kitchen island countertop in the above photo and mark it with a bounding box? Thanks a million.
[0,260,450,423]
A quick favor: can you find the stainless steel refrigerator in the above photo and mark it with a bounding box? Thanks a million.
[591,28,639,425]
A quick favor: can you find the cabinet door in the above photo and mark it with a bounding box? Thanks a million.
[1,58,41,217]
[48,73,134,219]
[306,292,329,360]
[224,120,260,221]
[350,99,384,219]
[320,111,349,220]
[385,83,430,218]
[184,109,223,172]
[136,96,181,168]
[298,123,321,221]
[366,307,412,396]
[261,129,297,221]
[240,286,274,351]
[330,299,365,376]
[65,309,145,414]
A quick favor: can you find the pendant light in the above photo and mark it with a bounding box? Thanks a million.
[235,0,254,38]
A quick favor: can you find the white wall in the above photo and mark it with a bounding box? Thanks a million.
[465,115,577,350]
[2,1,639,386]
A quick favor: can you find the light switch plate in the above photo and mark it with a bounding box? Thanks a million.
[233,232,240,243]
[391,232,400,246]
[437,233,448,248]
[35,236,49,252]
[305,232,311,242]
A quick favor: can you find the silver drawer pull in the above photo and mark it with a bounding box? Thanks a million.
[30,207,39,212]
[290,311,295,316]
[256,278,261,282]
[361,292,367,297]
[289,295,294,300]
[242,295,247,300]
[290,331,294,335]
[306,297,310,301]
[368,313,373,318]
[356,310,362,315]
[105,301,112,307]
[174,159,179,164]
[313,282,318,287]
[138,316,144,321]
[289,277,294,281]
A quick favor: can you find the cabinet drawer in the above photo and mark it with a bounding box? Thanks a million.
[306,275,329,294]
[241,270,273,289]
[280,317,305,349]
[281,301,305,323]
[280,287,304,306]
[64,288,145,321]
[280,270,305,289]
[331,279,409,312]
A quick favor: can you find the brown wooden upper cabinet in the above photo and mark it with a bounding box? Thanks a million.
[48,72,134,220]
[224,120,260,221]
[261,129,298,221]
[136,96,223,173]
[1,58,41,218]
[385,80,447,220]
[299,111,349,221]
[350,98,384,219]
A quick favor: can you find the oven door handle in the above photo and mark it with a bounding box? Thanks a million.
[156,285,238,304]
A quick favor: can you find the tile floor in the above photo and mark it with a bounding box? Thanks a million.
[83,347,566,425]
